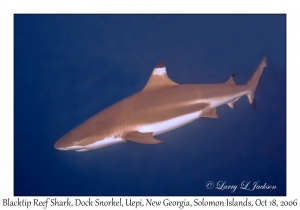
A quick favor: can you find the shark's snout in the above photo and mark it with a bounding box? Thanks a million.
[54,140,67,150]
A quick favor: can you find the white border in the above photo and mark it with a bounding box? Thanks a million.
[1,1,297,209]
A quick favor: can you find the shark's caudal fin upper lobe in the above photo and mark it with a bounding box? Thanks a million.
[246,57,267,109]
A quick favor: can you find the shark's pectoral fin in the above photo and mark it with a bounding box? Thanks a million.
[200,108,218,118]
[123,131,163,144]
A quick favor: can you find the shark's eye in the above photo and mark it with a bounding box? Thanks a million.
[73,142,79,146]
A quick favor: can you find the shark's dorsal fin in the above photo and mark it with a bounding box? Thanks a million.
[143,61,178,91]
[226,74,236,85]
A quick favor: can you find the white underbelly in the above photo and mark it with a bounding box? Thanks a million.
[209,97,233,108]
[73,137,125,152]
[137,111,201,136]
[208,93,247,108]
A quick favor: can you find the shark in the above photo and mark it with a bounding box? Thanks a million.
[54,57,266,152]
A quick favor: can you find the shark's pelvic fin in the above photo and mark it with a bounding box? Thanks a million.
[124,131,163,144]
[246,56,267,107]
[201,108,219,118]
[143,60,178,91]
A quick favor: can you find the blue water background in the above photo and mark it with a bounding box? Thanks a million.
[14,15,286,196]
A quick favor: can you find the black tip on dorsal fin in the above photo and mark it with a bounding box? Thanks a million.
[226,73,236,85]
[143,60,178,91]
[251,97,256,109]
[155,60,165,68]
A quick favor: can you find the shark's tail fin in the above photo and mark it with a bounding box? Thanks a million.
[246,56,267,109]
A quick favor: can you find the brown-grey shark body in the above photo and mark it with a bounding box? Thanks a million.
[54,57,267,152]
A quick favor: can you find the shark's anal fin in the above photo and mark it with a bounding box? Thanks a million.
[200,108,218,118]
[123,131,163,144]
[227,102,237,109]
[143,61,178,91]
[227,97,240,109]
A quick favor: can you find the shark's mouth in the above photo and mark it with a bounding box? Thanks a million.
[62,137,126,152]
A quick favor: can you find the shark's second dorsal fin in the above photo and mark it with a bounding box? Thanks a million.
[143,61,178,91]
[226,74,236,85]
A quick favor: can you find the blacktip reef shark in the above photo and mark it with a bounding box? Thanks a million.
[54,57,266,152]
